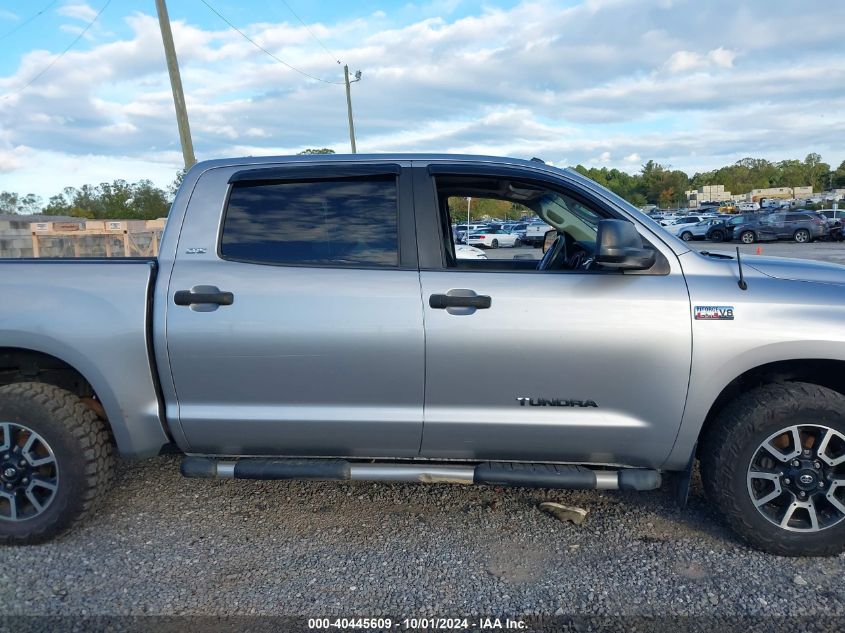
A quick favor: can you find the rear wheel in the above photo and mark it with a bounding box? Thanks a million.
[680,231,693,241]
[740,231,756,244]
[794,229,810,243]
[0,383,114,544]
[701,382,845,556]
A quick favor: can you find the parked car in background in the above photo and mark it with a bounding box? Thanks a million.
[454,223,489,243]
[507,223,528,239]
[673,218,727,241]
[737,201,760,212]
[820,209,845,225]
[733,212,828,244]
[705,214,754,242]
[661,215,707,231]
[455,244,488,259]
[466,228,520,248]
[522,220,553,246]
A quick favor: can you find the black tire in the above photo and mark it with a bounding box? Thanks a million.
[739,230,756,244]
[513,238,522,248]
[0,383,114,544]
[491,239,499,248]
[680,231,693,242]
[700,382,845,556]
[709,230,725,242]
[794,229,810,243]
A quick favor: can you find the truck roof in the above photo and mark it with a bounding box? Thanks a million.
[191,153,575,175]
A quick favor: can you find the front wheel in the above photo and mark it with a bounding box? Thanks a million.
[794,229,810,243]
[709,230,725,242]
[680,231,693,241]
[490,239,499,248]
[740,231,756,244]
[0,383,114,544]
[701,382,845,556]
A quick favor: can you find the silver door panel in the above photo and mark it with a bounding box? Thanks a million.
[167,263,424,455]
[419,270,692,467]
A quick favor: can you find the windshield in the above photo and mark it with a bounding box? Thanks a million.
[536,191,601,242]
[561,168,691,251]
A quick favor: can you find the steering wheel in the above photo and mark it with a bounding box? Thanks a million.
[567,249,585,270]
[537,233,567,271]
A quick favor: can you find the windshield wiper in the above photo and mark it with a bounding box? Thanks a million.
[699,250,733,259]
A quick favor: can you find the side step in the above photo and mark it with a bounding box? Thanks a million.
[181,457,661,491]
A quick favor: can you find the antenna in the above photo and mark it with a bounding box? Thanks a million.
[736,247,748,290]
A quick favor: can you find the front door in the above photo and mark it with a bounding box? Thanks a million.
[165,163,425,457]
[414,165,692,467]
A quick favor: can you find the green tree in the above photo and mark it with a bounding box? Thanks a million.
[0,191,42,214]
[43,188,75,216]
[131,180,170,219]
[297,148,335,155]
[778,159,806,187]
[97,180,134,217]
[832,160,845,189]
[0,191,19,215]
[168,168,186,199]
[803,153,830,192]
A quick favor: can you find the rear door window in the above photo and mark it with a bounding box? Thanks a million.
[220,176,399,267]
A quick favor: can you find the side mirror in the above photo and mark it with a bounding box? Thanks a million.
[542,229,557,254]
[595,219,656,270]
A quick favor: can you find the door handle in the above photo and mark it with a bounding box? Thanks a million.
[429,293,491,310]
[174,289,234,306]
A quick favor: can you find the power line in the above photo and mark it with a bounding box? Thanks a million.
[278,0,341,66]
[0,0,59,43]
[1,0,112,101]
[198,0,343,85]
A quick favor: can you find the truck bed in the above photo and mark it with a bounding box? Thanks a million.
[0,259,169,457]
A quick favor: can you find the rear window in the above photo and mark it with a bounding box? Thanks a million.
[220,176,399,267]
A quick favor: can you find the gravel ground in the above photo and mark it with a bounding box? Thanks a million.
[1,457,844,618]
[3,242,845,624]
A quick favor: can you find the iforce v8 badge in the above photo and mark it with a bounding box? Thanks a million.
[694,306,735,320]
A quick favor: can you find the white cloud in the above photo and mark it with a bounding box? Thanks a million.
[0,150,24,173]
[664,47,736,73]
[57,3,98,22]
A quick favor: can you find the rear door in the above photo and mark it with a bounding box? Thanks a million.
[756,214,780,239]
[413,163,692,467]
[165,162,425,457]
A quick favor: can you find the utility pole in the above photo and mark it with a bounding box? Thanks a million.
[155,0,196,170]
[344,65,361,153]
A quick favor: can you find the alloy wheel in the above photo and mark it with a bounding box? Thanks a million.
[0,422,59,522]
[747,424,845,532]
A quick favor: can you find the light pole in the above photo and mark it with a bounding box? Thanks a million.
[466,197,472,243]
[344,65,362,153]
[155,0,196,170]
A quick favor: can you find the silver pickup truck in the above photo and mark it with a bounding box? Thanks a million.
[2,154,844,556]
